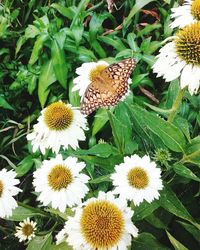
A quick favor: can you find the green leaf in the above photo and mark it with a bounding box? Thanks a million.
[27,233,52,250]
[114,103,138,154]
[0,95,14,110]
[45,208,74,220]
[133,200,160,221]
[16,155,34,177]
[182,136,200,166]
[89,12,110,41]
[127,33,140,52]
[159,185,195,224]
[145,213,166,229]
[51,4,75,19]
[51,39,68,88]
[29,33,48,65]
[25,25,40,39]
[71,25,84,46]
[77,155,123,172]
[173,163,200,182]
[178,221,200,243]
[8,206,45,221]
[92,109,109,136]
[75,144,119,158]
[70,0,90,28]
[16,35,26,55]
[127,104,186,152]
[123,0,156,30]
[38,59,56,108]
[174,116,191,142]
[89,175,111,184]
[133,233,170,250]
[166,231,189,250]
[68,80,80,106]
[98,36,126,51]
[91,39,107,58]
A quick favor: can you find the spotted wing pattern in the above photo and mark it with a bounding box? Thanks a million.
[80,58,136,115]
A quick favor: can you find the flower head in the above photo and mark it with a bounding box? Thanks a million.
[15,217,37,242]
[0,168,21,218]
[170,0,200,29]
[153,22,200,95]
[27,101,88,154]
[111,155,163,206]
[56,191,138,250]
[73,61,109,99]
[33,154,90,212]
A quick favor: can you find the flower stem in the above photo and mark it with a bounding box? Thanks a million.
[167,87,186,123]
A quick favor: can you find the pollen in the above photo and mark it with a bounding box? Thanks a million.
[44,102,74,131]
[48,164,73,191]
[127,167,149,189]
[0,180,3,197]
[22,224,34,236]
[89,65,107,81]
[191,0,200,20]
[80,200,125,249]
[175,22,200,65]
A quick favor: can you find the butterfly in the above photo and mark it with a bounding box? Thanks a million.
[80,58,136,115]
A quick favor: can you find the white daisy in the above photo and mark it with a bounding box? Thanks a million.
[55,225,68,245]
[15,217,37,242]
[56,191,138,250]
[73,60,109,99]
[33,154,90,212]
[110,155,163,206]
[0,168,21,218]
[27,101,88,154]
[170,0,200,29]
[152,22,200,95]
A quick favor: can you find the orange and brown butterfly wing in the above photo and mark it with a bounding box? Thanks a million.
[80,58,136,115]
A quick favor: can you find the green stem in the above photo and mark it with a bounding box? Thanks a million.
[17,201,49,217]
[167,88,186,123]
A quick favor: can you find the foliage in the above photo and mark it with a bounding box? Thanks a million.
[0,0,199,249]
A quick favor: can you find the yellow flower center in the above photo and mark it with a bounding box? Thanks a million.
[175,22,200,65]
[80,200,125,249]
[44,102,74,131]
[127,167,149,189]
[48,164,73,191]
[89,64,107,81]
[0,180,3,197]
[191,0,200,20]
[22,224,34,236]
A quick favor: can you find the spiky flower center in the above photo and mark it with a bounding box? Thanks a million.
[127,167,149,189]
[89,65,107,81]
[44,102,74,131]
[48,164,73,191]
[22,224,34,236]
[175,22,200,65]
[80,200,125,249]
[191,0,200,20]
[0,180,3,197]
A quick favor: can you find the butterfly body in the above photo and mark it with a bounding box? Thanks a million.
[80,58,136,115]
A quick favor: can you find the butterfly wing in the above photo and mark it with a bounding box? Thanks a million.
[81,58,136,115]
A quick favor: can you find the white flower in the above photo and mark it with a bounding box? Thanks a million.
[0,168,21,218]
[170,0,200,29]
[27,101,88,154]
[73,61,109,99]
[33,154,90,212]
[152,23,200,95]
[15,217,37,242]
[57,191,138,250]
[55,225,68,245]
[111,155,163,206]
